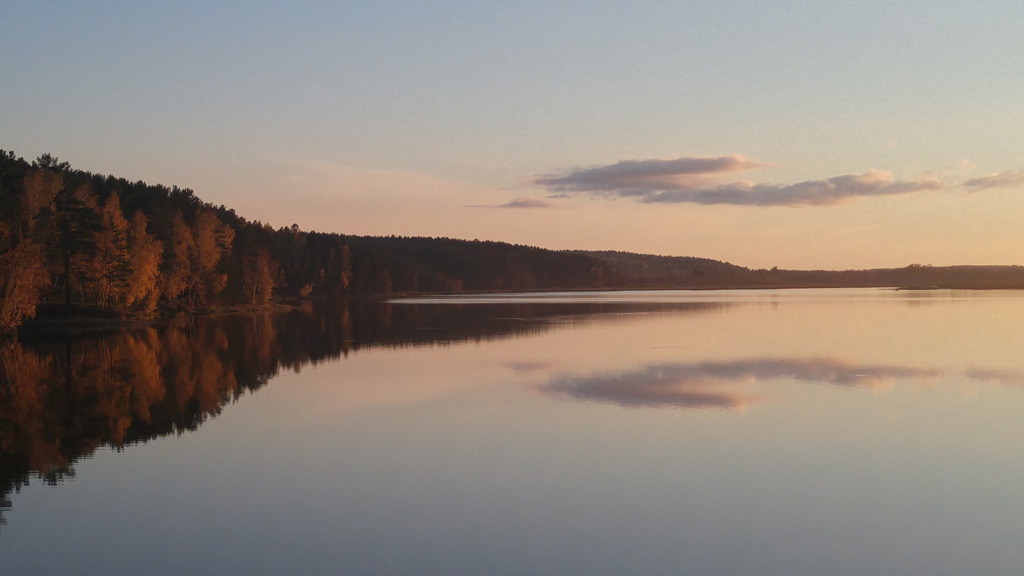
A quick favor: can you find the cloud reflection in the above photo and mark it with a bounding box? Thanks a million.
[543,358,943,411]
[965,368,1024,386]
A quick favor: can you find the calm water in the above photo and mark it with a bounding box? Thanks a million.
[3,289,1024,575]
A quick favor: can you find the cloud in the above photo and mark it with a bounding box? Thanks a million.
[534,155,766,194]
[542,358,942,411]
[962,170,1024,193]
[467,196,555,209]
[533,156,943,207]
[644,171,942,206]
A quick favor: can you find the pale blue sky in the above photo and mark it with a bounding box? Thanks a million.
[4,1,1024,268]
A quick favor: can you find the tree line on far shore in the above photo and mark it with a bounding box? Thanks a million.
[0,151,623,334]
[3,149,1024,335]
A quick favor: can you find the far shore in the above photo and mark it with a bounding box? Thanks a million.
[16,284,1024,340]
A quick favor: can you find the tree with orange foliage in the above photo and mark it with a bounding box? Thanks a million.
[242,247,276,305]
[160,211,194,304]
[125,212,163,316]
[161,209,234,310]
[185,209,234,309]
[92,193,132,309]
[0,169,60,334]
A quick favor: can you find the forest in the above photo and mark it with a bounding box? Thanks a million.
[0,151,623,335]
[2,149,1023,335]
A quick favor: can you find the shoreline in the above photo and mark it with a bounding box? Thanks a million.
[15,284,1024,340]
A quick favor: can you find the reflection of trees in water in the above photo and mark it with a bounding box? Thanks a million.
[0,321,246,530]
[0,299,723,528]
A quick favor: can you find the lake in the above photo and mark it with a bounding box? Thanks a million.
[2,288,1024,575]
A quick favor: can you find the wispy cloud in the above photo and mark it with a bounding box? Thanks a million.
[962,170,1024,193]
[534,155,767,193]
[467,196,556,209]
[644,171,942,206]
[532,156,943,207]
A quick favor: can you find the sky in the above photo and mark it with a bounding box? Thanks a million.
[3,0,1024,270]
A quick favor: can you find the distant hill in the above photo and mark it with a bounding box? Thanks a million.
[577,250,753,288]
[577,253,1024,290]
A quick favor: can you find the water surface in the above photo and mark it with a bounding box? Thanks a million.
[2,289,1024,575]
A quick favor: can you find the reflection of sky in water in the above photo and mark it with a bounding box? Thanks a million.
[5,289,1024,576]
